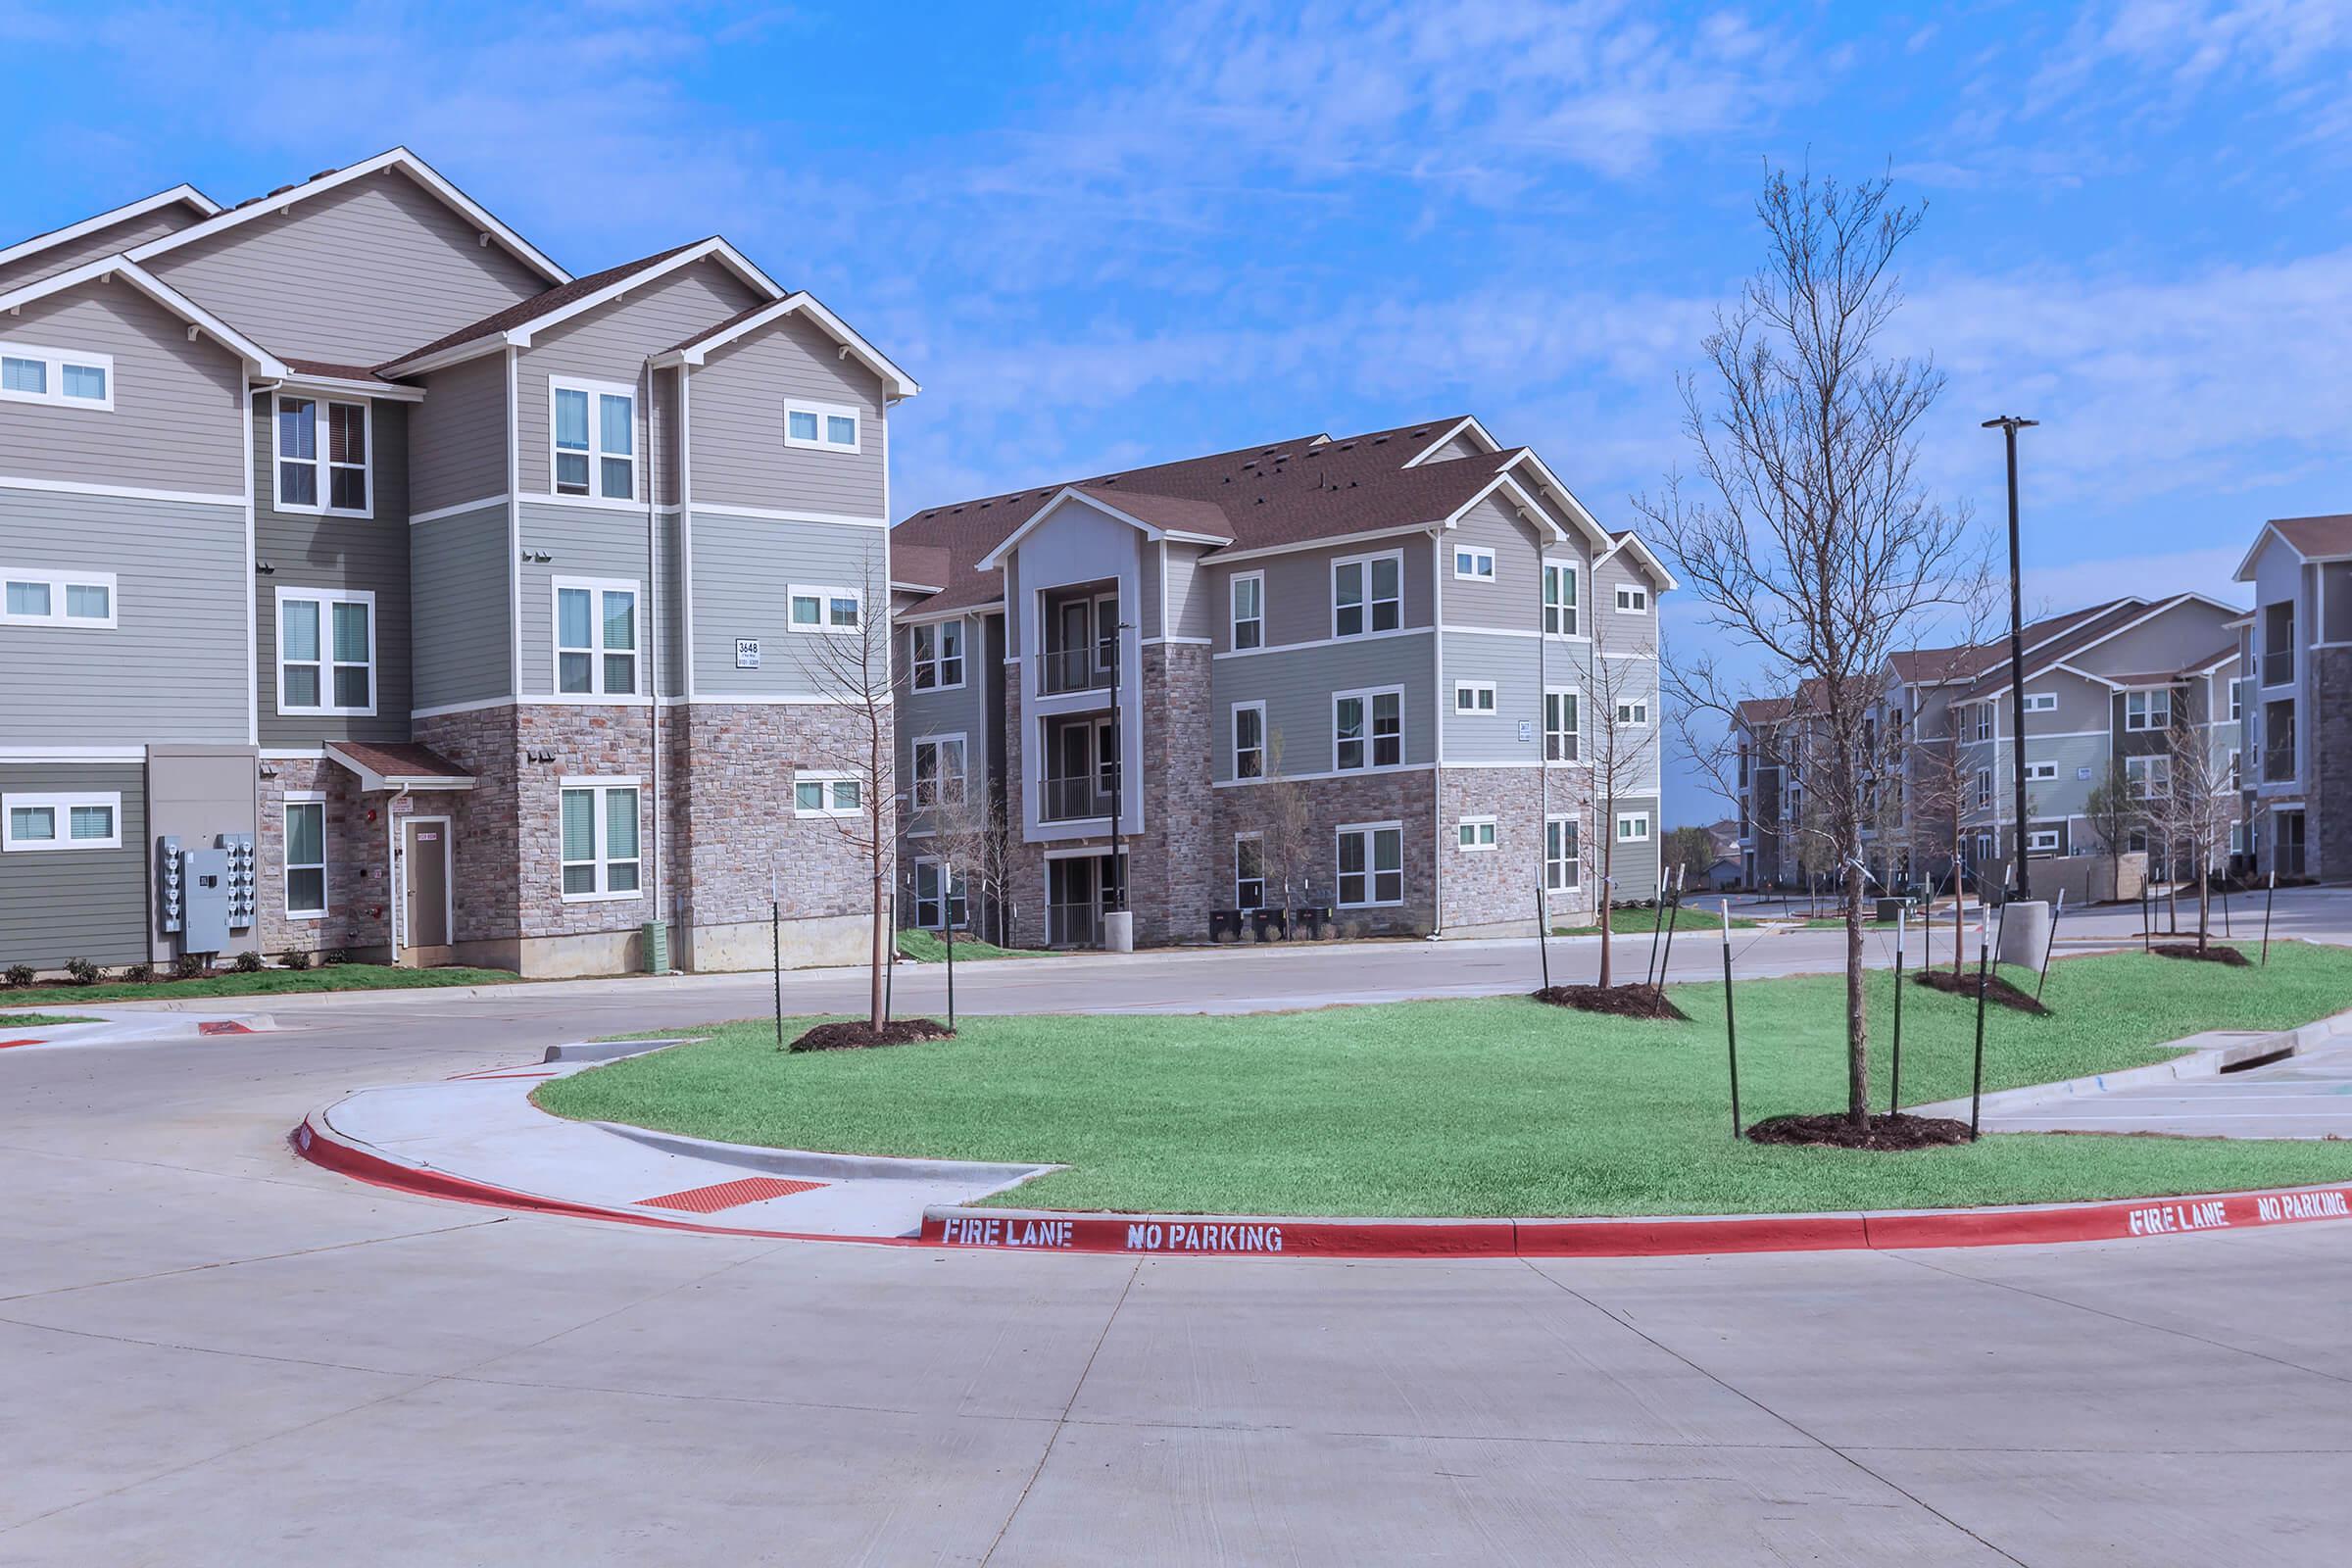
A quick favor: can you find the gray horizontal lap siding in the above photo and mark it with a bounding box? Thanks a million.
[691,313,887,517]
[409,352,510,516]
[0,488,249,745]
[516,501,652,699]
[1439,629,1557,762]
[1440,492,1559,632]
[144,170,547,366]
[1244,536,1437,651]
[255,395,412,746]
[0,761,149,967]
[897,621,990,835]
[1210,633,1434,783]
[0,277,246,494]
[1601,794,1661,902]
[690,513,884,698]
[411,507,514,710]
[0,205,200,294]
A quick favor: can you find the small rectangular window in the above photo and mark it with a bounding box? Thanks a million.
[1615,700,1649,726]
[1616,811,1650,843]
[1233,703,1265,778]
[285,798,327,916]
[0,569,116,627]
[1457,817,1496,851]
[1453,681,1496,713]
[1544,563,1579,636]
[554,579,639,696]
[1614,584,1649,613]
[790,585,860,634]
[560,780,641,899]
[785,401,862,453]
[2023,692,2057,713]
[551,378,635,500]
[1230,572,1263,651]
[274,394,369,515]
[2025,760,2057,781]
[0,342,114,411]
[2125,689,2172,731]
[1452,547,1495,580]
[3,791,121,852]
[794,774,861,816]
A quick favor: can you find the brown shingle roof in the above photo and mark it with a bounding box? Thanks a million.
[377,240,707,371]
[2270,514,2352,559]
[324,740,473,785]
[283,358,403,387]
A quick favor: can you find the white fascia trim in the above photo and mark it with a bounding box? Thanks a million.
[1402,416,1499,467]
[1974,594,2220,701]
[0,257,291,377]
[1213,625,1431,661]
[127,147,570,286]
[1593,529,1681,592]
[660,289,920,398]
[372,335,507,379]
[259,747,325,759]
[1496,451,1614,554]
[0,746,149,760]
[0,472,243,508]
[974,486,1205,572]
[1216,761,1432,788]
[691,501,888,527]
[1440,471,1567,546]
[2234,524,2290,583]
[0,184,219,273]
[897,601,1000,626]
[1202,520,1442,566]
[283,370,425,404]
[506,238,781,354]
[410,493,510,525]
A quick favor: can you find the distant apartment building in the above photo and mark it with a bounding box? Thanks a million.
[0,149,915,976]
[2234,514,2352,880]
[887,418,1675,947]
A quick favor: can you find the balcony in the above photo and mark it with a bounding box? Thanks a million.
[1036,646,1114,696]
[1040,772,1119,823]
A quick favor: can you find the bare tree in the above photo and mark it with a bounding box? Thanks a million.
[2082,759,2141,906]
[1256,728,1317,919]
[801,556,897,1029]
[925,785,1011,948]
[2143,693,2236,952]
[1640,166,1974,1132]
[1577,650,1662,983]
[1891,571,1999,971]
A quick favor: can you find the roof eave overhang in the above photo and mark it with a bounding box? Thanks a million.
[660,290,920,399]
[0,257,291,378]
[1402,416,1498,468]
[974,487,1228,572]
[324,743,475,793]
[0,183,220,273]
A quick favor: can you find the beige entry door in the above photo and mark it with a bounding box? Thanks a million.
[404,817,451,950]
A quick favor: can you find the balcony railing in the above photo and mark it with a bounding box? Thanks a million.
[1040,774,1119,823]
[1037,646,1114,696]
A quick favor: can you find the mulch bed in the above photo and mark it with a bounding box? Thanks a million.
[789,1018,956,1054]
[1911,966,2051,1016]
[1532,984,1690,1021]
[1746,1110,1973,1151]
[2149,943,2252,966]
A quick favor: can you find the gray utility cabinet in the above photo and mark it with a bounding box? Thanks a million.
[159,833,256,956]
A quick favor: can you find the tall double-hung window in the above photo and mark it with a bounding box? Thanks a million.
[275,395,369,514]
[553,379,635,501]
[277,589,374,714]
[1332,552,1401,637]
[560,780,641,899]
[1334,688,1402,770]
[555,580,638,696]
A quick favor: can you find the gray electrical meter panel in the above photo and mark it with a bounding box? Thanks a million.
[179,846,232,954]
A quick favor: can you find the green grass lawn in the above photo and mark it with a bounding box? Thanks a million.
[894,930,1050,963]
[532,941,2352,1218]
[1552,906,1759,937]
[0,1013,99,1027]
[0,962,516,1007]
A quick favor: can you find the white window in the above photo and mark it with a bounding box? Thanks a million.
[1974,768,1991,809]
[2230,681,2244,722]
[1545,815,1580,890]
[2027,828,2062,853]
[1453,681,1497,713]
[2127,755,2170,800]
[913,858,966,929]
[1544,688,1581,761]
[1452,546,1495,581]
[2125,689,2172,731]
[1616,699,1649,727]
[2023,760,2057,781]
[551,377,636,501]
[284,796,326,917]
[909,620,964,690]
[0,342,112,410]
[274,394,370,515]
[790,584,862,634]
[1975,832,1994,864]
[794,773,862,816]
[1334,687,1403,770]
[1,568,115,628]
[912,735,967,808]
[1457,816,1496,852]
[559,779,641,900]
[3,791,121,852]
[1616,811,1650,843]
[2023,692,2057,713]
[1235,835,1267,910]
[1543,562,1579,636]
[1336,822,1403,906]
[1973,705,1993,742]
[784,400,862,453]
[1232,702,1266,779]
[1229,571,1263,651]
[276,588,374,715]
[554,578,638,696]
[1614,583,1649,613]
[1332,551,1402,638]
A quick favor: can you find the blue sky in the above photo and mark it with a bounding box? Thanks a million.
[6,0,2347,822]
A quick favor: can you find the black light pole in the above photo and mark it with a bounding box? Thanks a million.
[1983,415,2038,900]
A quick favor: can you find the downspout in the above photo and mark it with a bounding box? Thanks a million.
[1430,526,1445,937]
[642,354,665,966]
[677,359,694,941]
[387,782,413,964]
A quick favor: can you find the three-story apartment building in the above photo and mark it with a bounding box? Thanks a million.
[2233,514,2352,880]
[888,417,1674,947]
[0,149,915,976]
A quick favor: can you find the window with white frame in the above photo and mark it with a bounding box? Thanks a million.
[913,858,966,929]
[793,773,861,816]
[909,619,964,690]
[284,797,327,916]
[2023,692,2057,713]
[1457,816,1496,852]
[2025,760,2057,781]
[1232,702,1265,779]
[1974,768,1991,809]
[1613,583,1649,613]
[1543,562,1579,636]
[912,735,966,808]
[1616,699,1649,726]
[2027,828,2062,853]
[1545,815,1580,890]
[1453,681,1496,713]
[1336,822,1403,906]
[1229,571,1263,651]
[3,791,121,852]
[1452,546,1495,581]
[276,588,373,714]
[552,378,635,501]
[790,584,861,633]
[784,400,861,453]
[559,780,641,899]
[1,568,115,627]
[274,394,369,514]
[2125,689,2172,731]
[1975,832,1994,864]
[1235,835,1267,910]
[1616,811,1650,843]
[1973,705,1992,742]
[1544,688,1580,761]
[1332,551,1401,638]
[0,342,111,410]
[1334,687,1402,770]
[2127,755,2170,799]
[2230,680,2243,722]
[554,579,638,696]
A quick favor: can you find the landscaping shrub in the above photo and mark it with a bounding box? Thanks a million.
[3,963,32,989]
[320,948,350,967]
[173,954,208,980]
[232,951,265,973]
[63,957,102,986]
[279,949,312,970]
[121,962,154,983]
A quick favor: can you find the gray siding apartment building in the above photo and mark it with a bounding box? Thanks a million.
[888,417,1676,947]
[1,148,916,976]
[2234,514,2352,881]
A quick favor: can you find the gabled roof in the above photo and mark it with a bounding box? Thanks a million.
[325,741,475,791]
[657,290,919,399]
[0,255,290,377]
[1962,593,2239,701]
[0,183,220,276]
[2235,514,2352,580]
[127,147,569,288]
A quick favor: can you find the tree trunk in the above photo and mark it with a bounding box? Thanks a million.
[1844,857,1869,1128]
[1597,825,1615,988]
[2197,852,2211,953]
[868,858,888,1028]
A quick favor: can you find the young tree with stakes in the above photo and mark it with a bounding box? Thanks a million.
[1891,568,1999,972]
[2083,758,2142,907]
[801,557,898,1032]
[2144,694,2236,953]
[1579,649,1662,986]
[1641,166,1975,1134]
